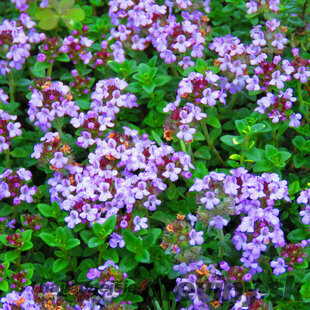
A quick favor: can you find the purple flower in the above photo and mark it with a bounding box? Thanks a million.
[266,18,280,32]
[289,113,302,127]
[162,163,181,182]
[50,152,69,169]
[0,137,9,153]
[178,56,195,70]
[246,75,260,91]
[270,257,287,275]
[77,131,95,148]
[7,122,22,138]
[246,0,258,14]
[293,66,310,83]
[173,262,191,275]
[86,268,100,280]
[80,204,97,222]
[133,216,148,231]
[176,125,195,142]
[300,206,310,225]
[19,185,36,203]
[201,88,219,106]
[271,33,288,50]
[172,35,191,53]
[109,232,125,248]
[98,259,118,271]
[245,239,267,260]
[0,88,9,104]
[189,229,204,246]
[269,70,287,89]
[209,215,229,229]
[160,50,176,64]
[64,210,81,229]
[200,191,220,209]
[143,194,161,211]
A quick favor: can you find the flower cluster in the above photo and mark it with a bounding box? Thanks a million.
[71,77,138,142]
[190,169,292,274]
[87,260,127,303]
[0,109,22,154]
[28,78,79,131]
[246,0,281,14]
[163,71,227,142]
[108,0,210,66]
[0,168,37,205]
[59,27,94,65]
[0,286,40,309]
[297,188,310,225]
[0,15,45,74]
[209,19,309,126]
[41,127,192,229]
[161,213,203,260]
[31,132,74,171]
[10,0,49,12]
[37,36,62,63]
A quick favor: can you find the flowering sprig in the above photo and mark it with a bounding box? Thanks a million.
[0,168,37,205]
[27,78,79,132]
[0,109,22,154]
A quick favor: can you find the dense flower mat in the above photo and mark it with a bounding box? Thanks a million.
[0,0,310,309]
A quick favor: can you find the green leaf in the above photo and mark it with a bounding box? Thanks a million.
[194,146,211,160]
[205,115,221,128]
[88,237,104,248]
[153,75,171,87]
[120,253,138,272]
[11,147,28,158]
[300,282,310,302]
[37,203,54,218]
[40,232,59,247]
[101,214,117,234]
[20,241,33,251]
[63,7,85,22]
[65,238,80,250]
[59,0,74,13]
[142,228,162,248]
[135,249,150,263]
[76,99,90,110]
[280,151,291,161]
[53,258,69,273]
[122,229,142,254]
[5,250,19,262]
[288,180,300,196]
[80,230,94,244]
[142,83,156,94]
[101,248,119,263]
[39,16,59,30]
[151,130,163,146]
[253,160,272,172]
[0,280,9,292]
[250,123,268,134]
[293,154,307,168]
[55,250,66,258]
[55,53,70,62]
[154,258,171,275]
[245,147,263,162]
[166,183,176,200]
[235,119,248,134]
[287,229,307,242]
[22,230,32,242]
[265,145,278,160]
[0,204,13,216]
[191,161,208,179]
[220,135,243,147]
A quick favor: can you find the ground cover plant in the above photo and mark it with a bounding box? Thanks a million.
[0,0,310,309]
